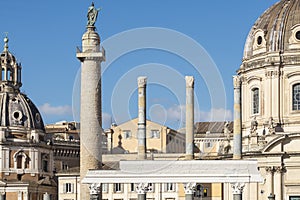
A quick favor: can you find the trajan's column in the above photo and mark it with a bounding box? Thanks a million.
[77,3,105,200]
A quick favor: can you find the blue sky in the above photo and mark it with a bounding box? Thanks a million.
[0,1,279,129]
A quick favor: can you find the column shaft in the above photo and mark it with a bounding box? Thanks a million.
[233,75,242,159]
[138,194,146,200]
[137,77,147,160]
[77,26,104,200]
[185,76,194,160]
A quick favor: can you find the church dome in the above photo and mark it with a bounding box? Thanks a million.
[242,0,300,66]
[0,36,45,140]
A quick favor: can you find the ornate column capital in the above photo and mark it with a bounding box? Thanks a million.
[184,182,196,194]
[89,183,101,195]
[231,182,245,195]
[233,75,241,89]
[135,183,149,194]
[185,76,194,88]
[138,76,147,88]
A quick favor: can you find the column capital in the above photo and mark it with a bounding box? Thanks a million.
[231,182,245,195]
[136,183,149,194]
[185,76,194,88]
[89,183,101,195]
[184,182,196,194]
[233,75,241,88]
[138,76,147,87]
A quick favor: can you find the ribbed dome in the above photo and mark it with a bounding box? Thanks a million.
[243,0,300,61]
[0,92,44,130]
[0,36,45,140]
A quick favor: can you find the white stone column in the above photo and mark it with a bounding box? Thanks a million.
[77,16,105,199]
[89,183,101,200]
[136,183,149,200]
[137,76,147,160]
[233,75,242,159]
[265,166,276,200]
[185,76,194,160]
[184,182,196,200]
[231,183,245,200]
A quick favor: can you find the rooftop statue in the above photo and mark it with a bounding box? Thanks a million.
[87,2,101,26]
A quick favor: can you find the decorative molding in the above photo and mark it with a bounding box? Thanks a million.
[89,183,101,195]
[185,76,194,88]
[135,183,149,194]
[233,75,241,88]
[137,77,147,88]
[184,182,196,194]
[231,182,245,195]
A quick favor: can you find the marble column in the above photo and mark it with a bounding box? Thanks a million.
[89,183,101,200]
[77,22,105,199]
[136,183,149,200]
[185,76,194,160]
[184,182,196,200]
[233,75,242,160]
[265,166,276,200]
[231,183,245,200]
[137,77,147,160]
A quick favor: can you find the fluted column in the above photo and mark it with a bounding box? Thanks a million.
[184,182,196,200]
[185,76,194,160]
[233,75,242,159]
[231,183,245,200]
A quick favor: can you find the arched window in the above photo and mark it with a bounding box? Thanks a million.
[293,83,300,110]
[252,88,259,114]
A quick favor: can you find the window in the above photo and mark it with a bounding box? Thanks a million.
[252,88,259,114]
[290,196,300,200]
[42,160,48,172]
[123,130,131,139]
[114,183,122,192]
[63,183,74,193]
[150,130,160,138]
[102,183,108,193]
[205,142,212,148]
[293,84,300,110]
[165,183,175,192]
[16,155,22,169]
[130,183,135,192]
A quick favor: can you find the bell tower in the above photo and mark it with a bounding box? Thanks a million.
[76,3,105,199]
[0,36,22,93]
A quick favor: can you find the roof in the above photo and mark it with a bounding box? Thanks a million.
[194,121,233,134]
[243,0,300,61]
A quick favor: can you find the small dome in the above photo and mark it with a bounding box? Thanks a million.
[243,0,300,62]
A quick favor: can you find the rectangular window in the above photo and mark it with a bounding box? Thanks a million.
[123,130,132,139]
[150,130,160,138]
[114,183,122,192]
[165,183,175,192]
[252,88,259,114]
[290,196,300,200]
[42,160,48,172]
[205,142,212,148]
[63,183,74,193]
[130,183,135,192]
[102,183,108,193]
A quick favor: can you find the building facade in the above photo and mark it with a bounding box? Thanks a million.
[0,37,57,199]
